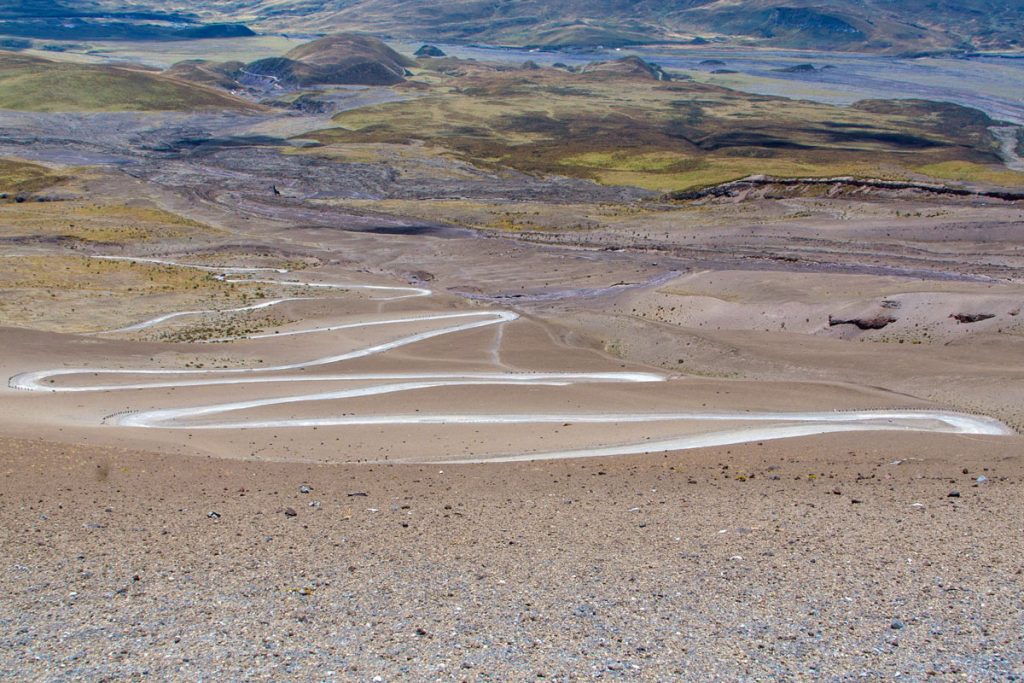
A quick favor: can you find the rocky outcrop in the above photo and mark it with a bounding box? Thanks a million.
[950,313,996,324]
[669,176,1024,202]
[414,44,446,58]
[774,63,818,73]
[828,315,897,330]
[580,56,671,81]
[286,93,335,114]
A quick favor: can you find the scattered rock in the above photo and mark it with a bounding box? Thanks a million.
[976,475,988,484]
[284,507,298,517]
[891,619,905,630]
[347,491,368,497]
[947,491,961,498]
[206,511,221,519]
[299,484,313,494]
[287,93,335,114]
[572,604,597,618]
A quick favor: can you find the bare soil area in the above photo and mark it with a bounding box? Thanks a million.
[1,433,1020,680]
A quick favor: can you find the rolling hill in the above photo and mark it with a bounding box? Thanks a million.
[166,33,415,92]
[0,52,258,111]
[244,33,413,87]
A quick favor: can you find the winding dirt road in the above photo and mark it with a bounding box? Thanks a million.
[7,258,1013,463]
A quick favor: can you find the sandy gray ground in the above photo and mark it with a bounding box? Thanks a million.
[1,432,1021,681]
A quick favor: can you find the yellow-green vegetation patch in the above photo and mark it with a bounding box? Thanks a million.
[316,65,1002,193]
[916,161,1024,188]
[562,150,903,192]
[565,151,693,173]
[282,143,390,164]
[0,254,258,332]
[591,157,904,192]
[0,254,222,291]
[0,202,223,243]
[0,158,65,194]
[0,52,256,112]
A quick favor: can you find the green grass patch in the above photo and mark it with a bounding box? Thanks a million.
[316,65,1003,193]
[0,201,223,243]
[917,161,1024,188]
[0,52,255,112]
[0,158,64,194]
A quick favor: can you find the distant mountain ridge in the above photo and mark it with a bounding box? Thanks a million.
[76,0,1024,52]
[0,0,253,41]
